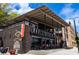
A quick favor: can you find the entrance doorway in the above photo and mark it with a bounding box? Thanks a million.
[31,37,42,50]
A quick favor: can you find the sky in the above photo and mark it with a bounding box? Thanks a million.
[9,3,79,32]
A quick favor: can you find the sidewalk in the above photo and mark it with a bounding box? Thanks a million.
[21,47,79,55]
[48,47,79,55]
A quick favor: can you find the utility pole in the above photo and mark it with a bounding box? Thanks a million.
[69,17,79,53]
[73,18,79,53]
[73,19,77,38]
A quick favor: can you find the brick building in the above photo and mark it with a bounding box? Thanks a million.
[0,6,76,54]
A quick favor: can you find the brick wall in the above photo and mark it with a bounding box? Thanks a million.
[1,22,31,54]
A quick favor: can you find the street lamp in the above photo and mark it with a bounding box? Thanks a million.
[69,17,79,53]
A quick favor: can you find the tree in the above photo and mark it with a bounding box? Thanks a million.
[0,3,20,26]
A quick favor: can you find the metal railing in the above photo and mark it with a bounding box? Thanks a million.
[30,27,54,39]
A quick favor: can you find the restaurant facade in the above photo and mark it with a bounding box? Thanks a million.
[0,6,76,54]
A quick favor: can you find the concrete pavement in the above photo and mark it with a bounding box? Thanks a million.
[21,47,79,55]
[1,47,78,55]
